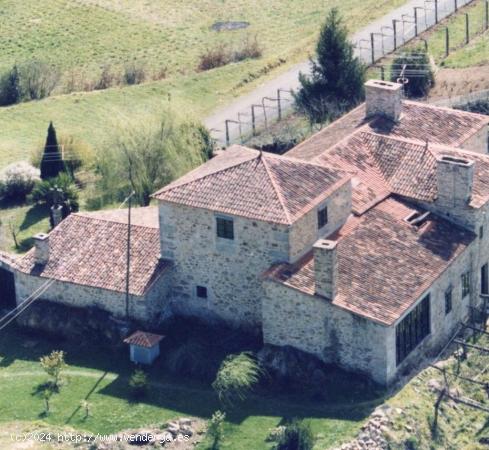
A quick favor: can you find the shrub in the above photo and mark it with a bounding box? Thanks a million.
[20,60,60,100]
[123,62,146,85]
[129,369,148,398]
[390,47,434,98]
[198,37,262,71]
[30,173,79,216]
[206,410,226,450]
[212,352,264,408]
[40,350,66,390]
[198,45,230,71]
[94,65,117,90]
[0,161,40,201]
[233,35,262,61]
[0,65,21,106]
[276,419,315,450]
[457,99,489,116]
[59,134,95,174]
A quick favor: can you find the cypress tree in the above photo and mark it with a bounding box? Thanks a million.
[294,8,365,124]
[40,122,64,180]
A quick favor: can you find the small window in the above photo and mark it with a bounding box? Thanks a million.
[317,206,328,229]
[480,226,484,239]
[196,285,208,299]
[461,272,471,298]
[445,287,452,315]
[216,217,234,240]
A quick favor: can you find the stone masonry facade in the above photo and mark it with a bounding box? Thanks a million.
[3,80,489,386]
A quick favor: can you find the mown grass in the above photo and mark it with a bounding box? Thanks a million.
[0,0,407,170]
[0,325,382,449]
[0,0,405,76]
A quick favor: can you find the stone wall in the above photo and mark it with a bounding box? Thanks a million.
[263,235,479,385]
[262,281,390,384]
[288,181,351,262]
[13,269,172,323]
[460,126,488,154]
[385,242,477,382]
[159,202,290,328]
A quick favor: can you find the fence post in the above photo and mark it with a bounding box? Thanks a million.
[277,89,282,121]
[465,13,469,44]
[381,66,385,81]
[225,120,230,147]
[251,105,256,136]
[435,0,439,24]
[414,8,418,36]
[486,0,489,30]
[370,33,375,64]
[445,27,450,57]
[455,0,458,11]
[392,20,398,50]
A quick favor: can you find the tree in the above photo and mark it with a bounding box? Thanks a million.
[40,350,66,390]
[276,419,315,450]
[0,65,21,106]
[390,47,434,98]
[212,352,264,408]
[95,113,213,206]
[294,8,365,124]
[42,388,53,415]
[206,410,226,450]
[40,122,65,180]
[20,60,60,100]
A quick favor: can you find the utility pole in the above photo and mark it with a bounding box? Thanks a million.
[125,190,135,319]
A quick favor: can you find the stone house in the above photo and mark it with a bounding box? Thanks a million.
[2,79,489,385]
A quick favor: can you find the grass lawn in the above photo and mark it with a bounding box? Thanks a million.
[0,202,50,253]
[0,0,407,170]
[405,0,488,67]
[0,325,384,449]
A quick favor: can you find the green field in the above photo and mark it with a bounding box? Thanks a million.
[408,0,488,67]
[0,0,405,169]
[0,325,381,449]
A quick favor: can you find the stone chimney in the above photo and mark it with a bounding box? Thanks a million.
[33,233,49,265]
[436,155,475,207]
[365,79,402,122]
[313,239,338,300]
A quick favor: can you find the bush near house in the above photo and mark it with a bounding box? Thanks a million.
[390,47,435,98]
[0,161,40,202]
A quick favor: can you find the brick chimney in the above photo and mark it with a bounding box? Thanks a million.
[365,79,402,122]
[313,239,338,300]
[33,233,49,265]
[436,155,475,207]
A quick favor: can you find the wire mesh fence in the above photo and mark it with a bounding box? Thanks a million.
[219,0,484,146]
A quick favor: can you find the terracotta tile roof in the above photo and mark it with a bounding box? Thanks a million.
[313,131,489,212]
[265,197,475,326]
[369,101,489,147]
[16,213,170,296]
[79,207,159,228]
[286,101,489,162]
[124,330,165,348]
[152,145,350,225]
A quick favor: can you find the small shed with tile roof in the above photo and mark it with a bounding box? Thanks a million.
[124,330,165,365]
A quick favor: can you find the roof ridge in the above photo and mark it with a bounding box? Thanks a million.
[260,156,293,224]
[72,212,158,230]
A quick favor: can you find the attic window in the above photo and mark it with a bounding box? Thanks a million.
[440,156,471,166]
[405,211,430,227]
[317,206,328,229]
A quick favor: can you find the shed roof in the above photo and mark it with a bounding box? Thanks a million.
[124,330,165,348]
